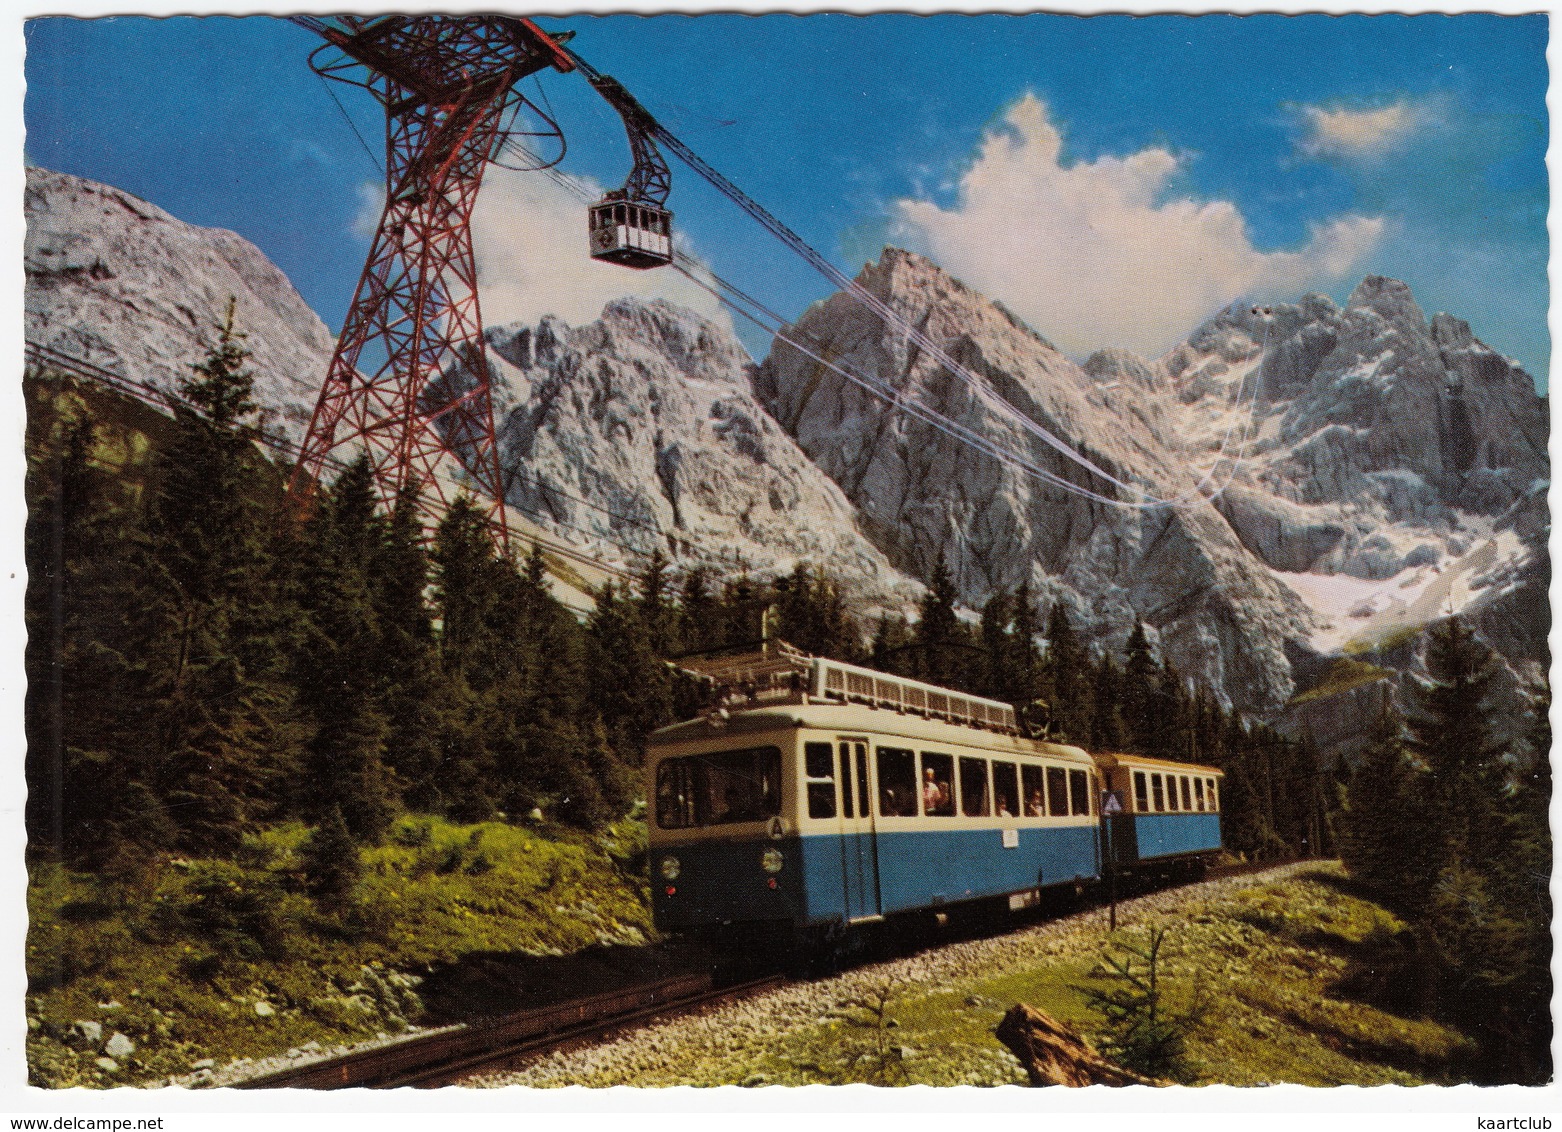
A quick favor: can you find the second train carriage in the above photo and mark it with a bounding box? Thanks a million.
[646,643,1223,944]
[1095,752,1225,871]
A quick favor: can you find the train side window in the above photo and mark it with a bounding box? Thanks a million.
[1194,777,1205,811]
[1180,777,1193,811]
[993,762,1019,817]
[1134,771,1149,813]
[838,742,853,817]
[959,757,990,817]
[1046,766,1068,817]
[805,742,837,820]
[921,752,956,816]
[1068,769,1089,816]
[1208,778,1218,812]
[1151,774,1165,812]
[876,747,917,817]
[1167,776,1179,811]
[1021,764,1045,816]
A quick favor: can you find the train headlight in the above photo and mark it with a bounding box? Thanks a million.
[659,856,681,881]
[761,848,784,874]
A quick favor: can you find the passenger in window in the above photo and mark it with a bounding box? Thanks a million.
[922,767,951,813]
[1025,789,1045,817]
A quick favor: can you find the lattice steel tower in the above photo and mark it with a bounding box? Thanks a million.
[287,16,575,548]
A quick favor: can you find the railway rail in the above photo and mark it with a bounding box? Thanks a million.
[229,856,1300,1089]
[233,972,787,1089]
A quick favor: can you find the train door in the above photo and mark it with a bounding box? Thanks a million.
[837,738,883,921]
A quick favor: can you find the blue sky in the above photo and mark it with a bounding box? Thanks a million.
[24,13,1549,384]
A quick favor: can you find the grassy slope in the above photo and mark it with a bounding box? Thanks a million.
[548,864,1469,1088]
[1287,658,1393,707]
[894,865,1471,1086]
[26,815,652,1087]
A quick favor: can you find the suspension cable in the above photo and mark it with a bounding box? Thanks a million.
[515,140,1271,511]
[560,46,1275,510]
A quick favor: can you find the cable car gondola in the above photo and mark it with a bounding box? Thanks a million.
[589,195,673,269]
[585,72,674,270]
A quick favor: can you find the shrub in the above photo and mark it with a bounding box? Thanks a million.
[174,861,290,960]
[300,807,362,911]
[1077,926,1206,1083]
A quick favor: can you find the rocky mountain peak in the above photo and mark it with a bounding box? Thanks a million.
[1083,347,1157,387]
[1346,274,1428,334]
[757,246,1320,711]
[597,296,753,380]
[480,301,920,613]
[26,166,1546,726]
[24,166,333,443]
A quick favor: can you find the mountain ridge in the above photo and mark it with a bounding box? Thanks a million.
[24,167,1548,725]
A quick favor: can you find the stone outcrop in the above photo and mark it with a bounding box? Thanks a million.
[24,166,334,444]
[480,299,922,612]
[754,248,1318,711]
[1160,279,1548,578]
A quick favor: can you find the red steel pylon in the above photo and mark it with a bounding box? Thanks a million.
[287,16,574,550]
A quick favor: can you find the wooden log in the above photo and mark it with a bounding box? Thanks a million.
[994,1003,1168,1087]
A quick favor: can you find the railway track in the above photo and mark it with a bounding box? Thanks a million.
[233,972,788,1089]
[230,856,1300,1089]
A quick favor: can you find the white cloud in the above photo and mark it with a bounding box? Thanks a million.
[351,180,384,240]
[471,168,734,336]
[1297,100,1425,159]
[891,94,1384,360]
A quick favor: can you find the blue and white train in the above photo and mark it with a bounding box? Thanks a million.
[647,644,1224,946]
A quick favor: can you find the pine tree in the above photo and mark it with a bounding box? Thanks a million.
[1121,622,1159,756]
[426,494,513,820]
[138,301,290,854]
[431,494,508,687]
[1090,655,1128,752]
[636,547,676,657]
[914,551,968,689]
[1009,584,1043,701]
[293,455,397,843]
[977,590,1013,701]
[1042,601,1089,742]
[775,563,861,661]
[587,582,671,768]
[871,613,913,675]
[24,380,173,865]
[1404,617,1508,862]
[375,480,442,808]
[1340,709,1440,903]
[675,567,716,654]
[1399,617,1548,1082]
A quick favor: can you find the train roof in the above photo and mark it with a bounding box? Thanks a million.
[1092,750,1225,777]
[647,702,1097,767]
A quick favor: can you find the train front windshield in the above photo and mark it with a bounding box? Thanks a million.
[656,746,783,828]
